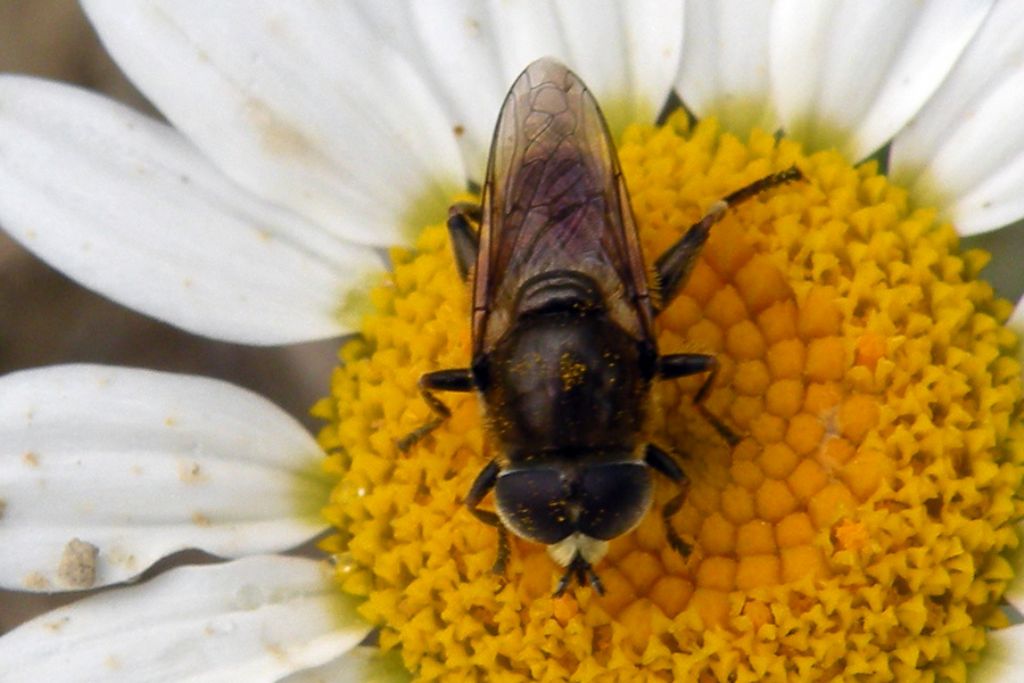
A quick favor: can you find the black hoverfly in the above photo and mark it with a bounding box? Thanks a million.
[400,58,801,596]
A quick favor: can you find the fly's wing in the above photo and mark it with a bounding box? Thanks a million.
[472,58,653,356]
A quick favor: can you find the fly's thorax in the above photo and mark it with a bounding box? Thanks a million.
[474,275,653,453]
[492,456,654,547]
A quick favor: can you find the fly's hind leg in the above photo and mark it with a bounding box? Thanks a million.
[654,166,802,310]
[644,444,692,557]
[658,353,739,447]
[396,368,474,451]
[447,202,481,281]
[465,460,511,575]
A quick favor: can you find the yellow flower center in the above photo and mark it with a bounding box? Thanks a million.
[315,113,1024,682]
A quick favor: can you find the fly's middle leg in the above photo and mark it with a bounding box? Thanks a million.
[396,368,474,451]
[658,353,739,446]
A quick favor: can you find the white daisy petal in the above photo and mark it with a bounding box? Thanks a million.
[82,0,465,247]
[770,0,992,160]
[677,0,777,137]
[970,624,1024,683]
[0,365,330,592]
[0,76,380,345]
[0,556,368,683]
[409,0,684,177]
[281,647,409,683]
[890,2,1024,235]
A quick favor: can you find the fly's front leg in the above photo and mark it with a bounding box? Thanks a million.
[654,166,802,310]
[659,353,739,446]
[465,460,511,575]
[396,369,474,451]
[644,443,691,557]
[447,202,481,281]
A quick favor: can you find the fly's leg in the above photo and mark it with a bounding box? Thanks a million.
[465,460,511,575]
[644,443,692,556]
[447,202,481,281]
[659,353,739,447]
[654,166,802,309]
[396,369,474,451]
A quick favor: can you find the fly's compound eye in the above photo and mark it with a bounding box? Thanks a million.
[578,463,652,540]
[495,469,573,544]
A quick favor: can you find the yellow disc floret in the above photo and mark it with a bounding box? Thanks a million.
[314,113,1024,682]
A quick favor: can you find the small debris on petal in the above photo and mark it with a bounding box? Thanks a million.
[22,451,40,467]
[177,459,206,484]
[58,538,99,589]
[23,571,49,591]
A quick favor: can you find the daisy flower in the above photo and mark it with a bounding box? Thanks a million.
[2,1,1024,681]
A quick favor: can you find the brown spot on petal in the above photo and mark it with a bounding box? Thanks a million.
[192,511,211,527]
[246,97,315,159]
[22,451,39,467]
[45,617,70,632]
[177,460,206,484]
[106,547,138,571]
[58,538,99,589]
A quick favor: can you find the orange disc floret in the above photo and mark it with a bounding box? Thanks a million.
[736,554,781,590]
[726,320,766,360]
[736,255,791,313]
[841,449,889,501]
[757,299,799,343]
[699,513,736,555]
[798,286,842,338]
[733,360,771,395]
[765,378,804,418]
[787,459,829,502]
[786,413,827,455]
[705,285,748,328]
[756,479,799,521]
[776,512,816,547]
[839,394,881,442]
[697,556,738,591]
[766,338,805,379]
[760,442,799,479]
[856,331,887,370]
[805,336,847,381]
[736,520,777,555]
[319,115,1024,682]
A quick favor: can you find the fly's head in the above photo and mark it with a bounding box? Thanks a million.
[493,457,653,594]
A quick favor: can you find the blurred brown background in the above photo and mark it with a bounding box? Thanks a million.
[0,0,339,634]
